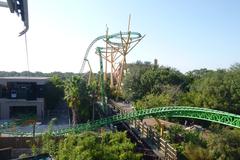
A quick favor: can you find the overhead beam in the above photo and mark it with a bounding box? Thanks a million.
[0,1,8,8]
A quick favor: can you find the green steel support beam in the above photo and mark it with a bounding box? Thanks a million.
[96,47,106,112]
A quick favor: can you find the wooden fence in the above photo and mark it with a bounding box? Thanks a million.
[130,120,177,160]
[109,100,177,160]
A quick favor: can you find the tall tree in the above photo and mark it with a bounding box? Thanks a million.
[123,61,152,100]
[64,76,88,125]
[44,75,64,110]
[207,128,240,160]
[140,66,186,95]
[182,69,240,113]
[123,62,186,101]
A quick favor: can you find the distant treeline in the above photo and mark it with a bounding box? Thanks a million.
[0,71,79,78]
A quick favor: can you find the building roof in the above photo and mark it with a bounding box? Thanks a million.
[0,77,49,80]
[0,77,50,85]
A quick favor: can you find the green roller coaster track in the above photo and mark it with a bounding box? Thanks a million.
[52,106,240,136]
[3,106,239,136]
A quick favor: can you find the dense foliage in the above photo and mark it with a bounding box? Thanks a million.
[183,67,240,114]
[164,125,240,160]
[44,75,64,109]
[122,61,240,159]
[123,63,185,100]
[123,62,240,114]
[64,75,91,125]
[0,71,77,78]
[32,131,142,160]
[122,61,152,100]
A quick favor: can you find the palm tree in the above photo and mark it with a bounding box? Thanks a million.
[64,76,85,125]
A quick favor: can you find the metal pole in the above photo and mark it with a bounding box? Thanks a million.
[110,48,114,88]
[97,48,107,113]
[104,26,109,81]
[0,1,8,8]
[128,14,131,32]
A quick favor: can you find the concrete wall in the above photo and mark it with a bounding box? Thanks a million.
[0,77,49,122]
[0,98,44,121]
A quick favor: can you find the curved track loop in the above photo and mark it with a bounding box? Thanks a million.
[80,32,142,73]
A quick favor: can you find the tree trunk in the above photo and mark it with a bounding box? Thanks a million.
[72,106,79,126]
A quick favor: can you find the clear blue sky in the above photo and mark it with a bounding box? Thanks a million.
[1,0,240,73]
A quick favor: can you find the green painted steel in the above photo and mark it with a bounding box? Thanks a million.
[96,47,106,112]
[2,106,240,136]
[52,106,240,136]
[80,31,142,73]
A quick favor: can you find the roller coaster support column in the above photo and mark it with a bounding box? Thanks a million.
[104,27,109,81]
[96,47,107,114]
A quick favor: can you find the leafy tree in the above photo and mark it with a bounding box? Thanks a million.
[64,76,89,125]
[134,84,183,110]
[37,131,142,160]
[134,93,173,110]
[88,80,98,121]
[207,128,240,160]
[0,71,78,78]
[166,124,206,145]
[166,126,240,160]
[229,63,240,71]
[166,125,207,159]
[123,62,186,101]
[122,61,152,100]
[182,69,240,113]
[184,68,213,92]
[185,69,213,82]
[56,131,141,160]
[166,125,185,143]
[44,75,64,109]
[29,119,57,157]
[184,142,210,160]
[140,66,186,95]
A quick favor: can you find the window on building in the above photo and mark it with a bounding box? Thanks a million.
[10,106,37,119]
